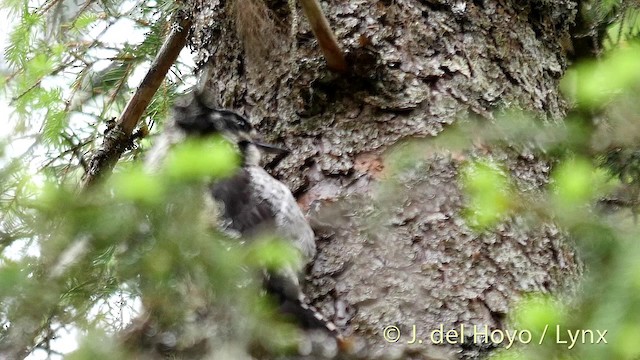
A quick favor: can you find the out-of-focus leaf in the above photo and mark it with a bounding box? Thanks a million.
[461,160,513,228]
[164,137,239,180]
[244,238,301,272]
[26,53,54,78]
[605,8,640,48]
[562,44,640,107]
[111,167,165,204]
[67,331,128,360]
[0,260,26,294]
[616,323,640,359]
[72,12,99,32]
[513,295,565,343]
[551,158,611,220]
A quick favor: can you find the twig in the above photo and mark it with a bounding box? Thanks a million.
[44,133,91,171]
[81,15,192,189]
[298,0,347,73]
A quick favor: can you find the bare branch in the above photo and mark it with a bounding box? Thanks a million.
[298,0,347,73]
[81,16,192,189]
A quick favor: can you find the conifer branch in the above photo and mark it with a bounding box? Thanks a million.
[81,16,192,189]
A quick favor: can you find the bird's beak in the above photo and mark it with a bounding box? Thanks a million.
[253,141,290,155]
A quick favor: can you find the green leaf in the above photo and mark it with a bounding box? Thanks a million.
[562,44,640,107]
[0,0,25,13]
[144,247,175,279]
[43,109,66,145]
[164,137,240,180]
[72,12,99,31]
[551,158,610,212]
[144,81,179,122]
[51,43,66,57]
[111,167,165,204]
[5,10,43,68]
[80,62,131,96]
[633,261,640,291]
[0,261,26,294]
[6,20,32,67]
[244,238,302,272]
[513,295,565,341]
[67,332,127,360]
[26,52,54,78]
[461,160,513,228]
[617,323,640,359]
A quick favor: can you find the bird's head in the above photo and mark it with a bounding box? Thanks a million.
[171,93,288,166]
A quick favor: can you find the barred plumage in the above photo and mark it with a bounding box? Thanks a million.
[146,93,340,339]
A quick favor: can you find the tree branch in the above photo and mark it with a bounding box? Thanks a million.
[298,0,347,73]
[81,16,193,189]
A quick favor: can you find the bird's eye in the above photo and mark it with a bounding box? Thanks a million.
[233,117,251,131]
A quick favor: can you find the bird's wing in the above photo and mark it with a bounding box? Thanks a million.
[209,168,277,237]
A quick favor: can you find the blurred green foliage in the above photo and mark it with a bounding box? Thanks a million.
[1,0,188,181]
[461,160,513,229]
[0,137,301,358]
[164,137,240,180]
[562,44,640,107]
[373,31,640,359]
[460,40,640,360]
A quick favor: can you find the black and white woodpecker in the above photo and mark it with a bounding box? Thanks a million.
[145,93,340,337]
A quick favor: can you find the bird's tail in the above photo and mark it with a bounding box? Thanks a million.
[264,271,342,338]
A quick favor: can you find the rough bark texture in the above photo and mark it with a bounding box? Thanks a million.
[179,0,581,358]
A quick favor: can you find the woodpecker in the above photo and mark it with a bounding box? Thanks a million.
[145,93,340,338]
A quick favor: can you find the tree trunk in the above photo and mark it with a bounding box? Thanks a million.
[147,0,581,358]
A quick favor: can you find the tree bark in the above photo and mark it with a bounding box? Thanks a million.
[162,0,581,358]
